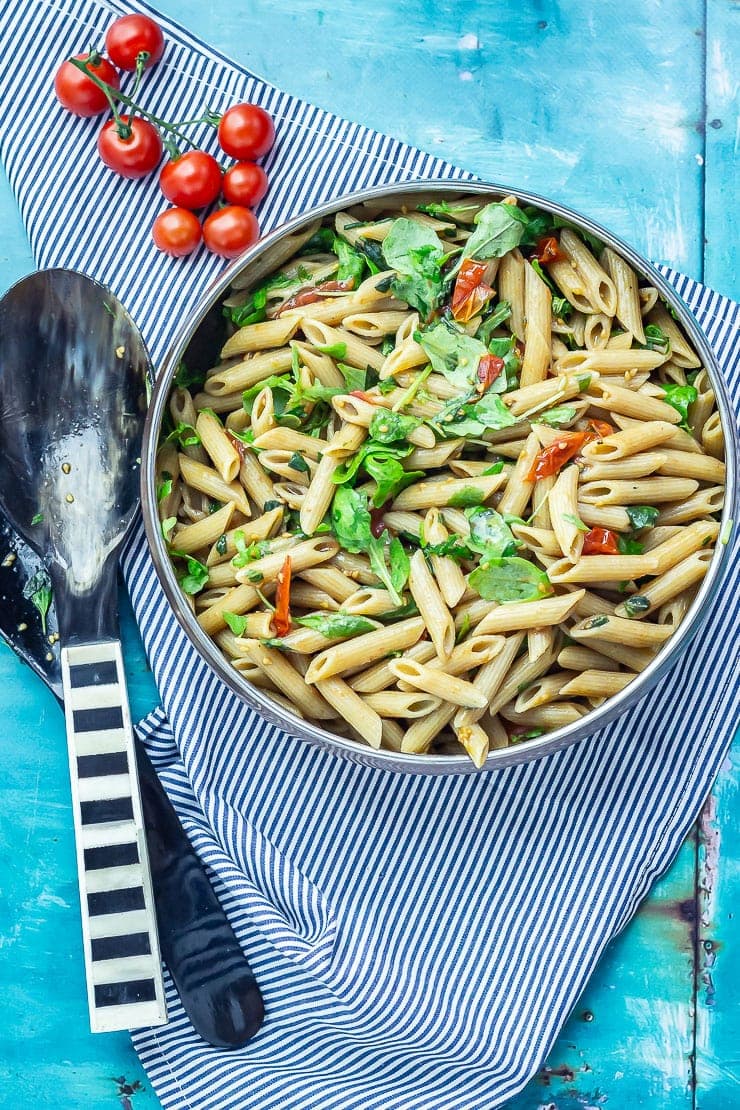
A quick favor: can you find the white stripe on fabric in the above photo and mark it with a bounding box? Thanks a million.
[1,2,738,1109]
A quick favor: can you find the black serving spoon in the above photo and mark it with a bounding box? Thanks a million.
[0,269,263,1045]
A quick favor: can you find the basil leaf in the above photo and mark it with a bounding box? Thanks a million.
[538,405,578,427]
[626,505,659,531]
[461,202,527,262]
[331,486,372,553]
[216,534,228,556]
[22,569,52,635]
[368,409,422,443]
[417,320,489,390]
[296,612,376,638]
[316,341,348,359]
[223,611,248,636]
[367,532,409,606]
[382,218,445,318]
[660,383,697,430]
[617,535,644,555]
[468,557,553,602]
[466,506,520,557]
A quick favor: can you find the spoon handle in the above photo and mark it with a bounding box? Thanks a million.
[60,639,167,1033]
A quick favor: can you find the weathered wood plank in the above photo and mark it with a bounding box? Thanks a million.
[703,1,740,300]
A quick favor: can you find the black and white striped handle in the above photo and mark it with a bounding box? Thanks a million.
[60,640,167,1033]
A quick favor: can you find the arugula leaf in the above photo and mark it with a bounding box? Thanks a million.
[337,362,367,392]
[178,555,209,595]
[538,405,578,427]
[174,360,206,390]
[486,335,521,388]
[460,202,527,262]
[296,612,376,638]
[330,487,409,604]
[476,300,512,344]
[316,340,348,359]
[625,505,659,530]
[563,512,589,533]
[166,422,200,448]
[552,295,573,319]
[416,200,481,222]
[482,459,505,475]
[382,218,445,318]
[449,486,485,508]
[368,409,422,443]
[434,390,516,438]
[223,611,248,636]
[288,452,310,474]
[423,536,474,561]
[22,569,52,634]
[617,535,644,555]
[466,506,520,557]
[157,472,173,502]
[417,320,488,390]
[365,452,421,507]
[468,557,553,602]
[226,266,313,327]
[232,531,271,568]
[333,236,366,288]
[299,227,335,254]
[660,383,697,430]
[642,323,671,355]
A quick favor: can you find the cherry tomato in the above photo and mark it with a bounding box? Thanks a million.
[105,14,165,70]
[452,258,494,323]
[159,151,222,209]
[54,53,120,117]
[475,354,505,393]
[222,161,269,207]
[582,527,620,556]
[217,104,275,161]
[527,430,591,481]
[152,208,202,257]
[203,206,260,258]
[97,115,163,178]
[587,418,614,439]
[534,236,564,263]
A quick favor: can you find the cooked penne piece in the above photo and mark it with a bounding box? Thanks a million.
[514,671,573,712]
[614,549,714,618]
[558,228,617,315]
[549,466,583,561]
[578,477,698,505]
[600,247,645,343]
[646,305,701,368]
[178,453,251,517]
[204,348,295,396]
[579,452,667,481]
[313,677,383,747]
[348,641,437,695]
[476,591,584,635]
[547,554,659,583]
[453,721,490,769]
[587,380,680,424]
[171,501,236,556]
[363,691,442,718]
[558,670,636,698]
[570,614,673,648]
[195,410,241,483]
[239,641,336,720]
[581,420,677,460]
[235,536,338,587]
[389,657,487,708]
[656,486,724,525]
[424,509,467,608]
[408,548,455,660]
[520,260,551,387]
[304,617,425,683]
[656,450,725,483]
[557,645,621,672]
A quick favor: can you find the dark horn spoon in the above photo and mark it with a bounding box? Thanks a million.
[0,269,263,1045]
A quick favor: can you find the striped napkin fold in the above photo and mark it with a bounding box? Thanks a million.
[1,1,738,1107]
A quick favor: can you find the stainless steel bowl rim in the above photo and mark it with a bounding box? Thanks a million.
[141,178,739,774]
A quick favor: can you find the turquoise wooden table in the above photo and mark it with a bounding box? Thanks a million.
[1,2,738,1106]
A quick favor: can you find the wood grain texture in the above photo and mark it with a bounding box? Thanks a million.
[0,1,737,1106]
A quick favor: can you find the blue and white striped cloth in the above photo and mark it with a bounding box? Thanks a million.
[1,2,738,1107]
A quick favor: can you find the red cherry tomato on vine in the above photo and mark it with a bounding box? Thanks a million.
[217,104,275,161]
[159,151,222,209]
[105,14,165,71]
[203,206,260,258]
[97,115,163,178]
[152,208,202,257]
[222,161,269,207]
[54,53,120,117]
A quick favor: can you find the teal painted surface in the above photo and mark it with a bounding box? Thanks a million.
[0,2,737,1107]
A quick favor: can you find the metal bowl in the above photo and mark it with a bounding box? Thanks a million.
[141,180,738,773]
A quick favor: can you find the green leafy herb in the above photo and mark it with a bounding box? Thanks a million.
[157,473,173,502]
[455,612,472,643]
[563,512,589,533]
[617,535,644,555]
[166,422,200,448]
[475,300,512,344]
[382,218,445,318]
[178,556,209,595]
[263,499,283,512]
[226,266,312,327]
[510,728,545,744]
[22,569,52,634]
[538,405,578,427]
[460,202,527,262]
[466,506,520,558]
[296,612,376,638]
[174,360,206,391]
[161,516,177,543]
[288,452,311,474]
[216,534,228,556]
[449,486,485,508]
[552,295,573,319]
[660,383,697,430]
[316,340,348,359]
[550,215,604,256]
[468,557,553,603]
[642,323,671,355]
[433,390,516,438]
[299,227,335,255]
[623,595,651,618]
[332,439,420,507]
[486,334,521,387]
[422,536,474,561]
[417,320,489,390]
[416,200,481,222]
[482,459,505,475]
[232,531,270,568]
[378,375,396,395]
[209,500,222,514]
[31,511,44,525]
[337,362,367,392]
[530,257,557,293]
[333,236,367,288]
[330,486,409,604]
[368,409,422,443]
[223,611,248,636]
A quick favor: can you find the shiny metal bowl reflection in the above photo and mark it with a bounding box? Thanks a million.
[141,180,738,774]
